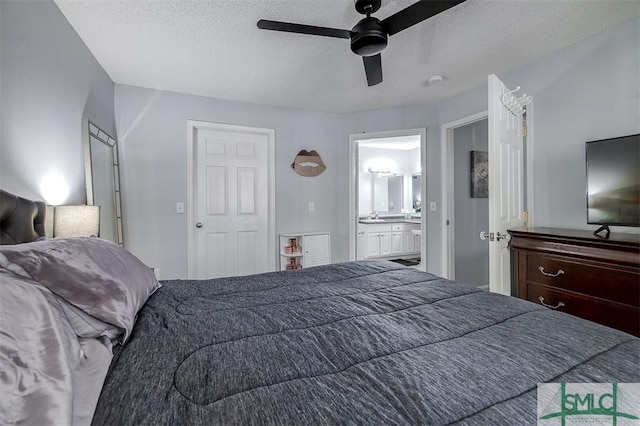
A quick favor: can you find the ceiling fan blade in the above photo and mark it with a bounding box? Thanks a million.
[363,54,383,86]
[257,20,351,39]
[380,0,467,36]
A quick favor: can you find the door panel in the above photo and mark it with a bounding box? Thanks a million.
[237,168,257,215]
[488,74,527,295]
[392,232,403,254]
[205,232,228,278]
[379,232,392,256]
[303,234,331,267]
[367,233,380,257]
[194,127,270,278]
[403,230,415,252]
[207,166,227,215]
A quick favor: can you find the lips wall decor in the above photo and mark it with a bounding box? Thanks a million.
[291,150,327,177]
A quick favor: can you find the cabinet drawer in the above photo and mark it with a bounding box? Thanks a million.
[525,254,639,307]
[527,283,640,337]
[392,224,404,232]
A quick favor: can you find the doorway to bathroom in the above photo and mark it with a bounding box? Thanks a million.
[348,128,426,271]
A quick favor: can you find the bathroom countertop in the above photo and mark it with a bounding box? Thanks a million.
[359,218,421,224]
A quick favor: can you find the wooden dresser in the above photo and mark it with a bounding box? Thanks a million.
[508,228,640,337]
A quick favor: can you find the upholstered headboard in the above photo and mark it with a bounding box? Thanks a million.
[0,189,46,244]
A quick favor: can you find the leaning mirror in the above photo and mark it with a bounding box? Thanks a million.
[83,118,124,245]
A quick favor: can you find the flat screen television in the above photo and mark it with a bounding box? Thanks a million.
[586,133,640,236]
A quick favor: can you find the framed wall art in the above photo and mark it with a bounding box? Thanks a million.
[470,150,488,198]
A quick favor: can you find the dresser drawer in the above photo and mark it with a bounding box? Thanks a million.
[527,283,640,336]
[525,254,640,307]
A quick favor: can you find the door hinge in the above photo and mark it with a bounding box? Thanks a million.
[521,211,529,222]
[446,220,450,226]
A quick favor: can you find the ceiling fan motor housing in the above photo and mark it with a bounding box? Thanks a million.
[354,0,382,15]
[350,17,388,56]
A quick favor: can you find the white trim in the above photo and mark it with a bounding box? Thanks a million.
[348,128,427,271]
[440,111,488,279]
[525,99,535,227]
[186,120,276,279]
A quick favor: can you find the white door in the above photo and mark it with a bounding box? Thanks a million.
[487,74,527,295]
[189,122,274,279]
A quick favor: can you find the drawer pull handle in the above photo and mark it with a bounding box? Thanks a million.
[538,296,565,309]
[538,266,564,277]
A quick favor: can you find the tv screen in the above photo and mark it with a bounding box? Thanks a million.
[586,134,640,227]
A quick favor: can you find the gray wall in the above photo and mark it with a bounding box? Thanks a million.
[114,85,344,278]
[0,0,115,204]
[453,120,489,286]
[439,17,640,232]
[1,0,638,280]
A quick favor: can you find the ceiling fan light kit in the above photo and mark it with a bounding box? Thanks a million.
[257,0,467,87]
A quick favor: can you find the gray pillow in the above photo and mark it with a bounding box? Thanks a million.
[0,251,123,341]
[0,237,161,342]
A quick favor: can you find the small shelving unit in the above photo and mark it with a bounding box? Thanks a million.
[279,232,331,271]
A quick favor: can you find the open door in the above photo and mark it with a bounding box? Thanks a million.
[487,74,528,295]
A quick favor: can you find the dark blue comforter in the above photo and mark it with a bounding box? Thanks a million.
[93,261,640,425]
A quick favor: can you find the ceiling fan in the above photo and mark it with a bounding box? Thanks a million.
[257,0,467,87]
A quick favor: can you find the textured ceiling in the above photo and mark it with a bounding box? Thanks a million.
[54,0,639,114]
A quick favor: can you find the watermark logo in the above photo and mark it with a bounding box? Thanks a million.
[538,383,640,425]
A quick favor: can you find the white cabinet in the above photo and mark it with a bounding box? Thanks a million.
[362,224,392,258]
[279,233,331,271]
[303,233,331,267]
[391,223,404,255]
[403,229,415,252]
[379,232,392,256]
[403,224,421,254]
[367,232,381,257]
[358,222,421,260]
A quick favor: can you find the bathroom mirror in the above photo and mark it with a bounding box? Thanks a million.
[83,118,123,245]
[372,175,403,213]
[412,173,422,212]
[372,175,388,212]
[387,175,403,213]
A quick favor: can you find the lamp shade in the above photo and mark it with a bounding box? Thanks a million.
[53,205,100,238]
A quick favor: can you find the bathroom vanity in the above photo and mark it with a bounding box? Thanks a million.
[357,218,421,260]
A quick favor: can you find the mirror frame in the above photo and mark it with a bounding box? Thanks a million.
[83,118,124,246]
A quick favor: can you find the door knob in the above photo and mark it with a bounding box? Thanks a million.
[195,222,203,228]
[479,231,493,241]
[496,232,511,241]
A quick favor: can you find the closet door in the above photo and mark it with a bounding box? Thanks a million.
[303,234,331,267]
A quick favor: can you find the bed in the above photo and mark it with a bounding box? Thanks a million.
[1,189,638,425]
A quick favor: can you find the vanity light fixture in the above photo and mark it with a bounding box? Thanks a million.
[367,166,392,176]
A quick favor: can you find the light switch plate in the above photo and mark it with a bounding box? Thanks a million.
[429,201,437,212]
[176,202,184,213]
[308,202,315,212]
